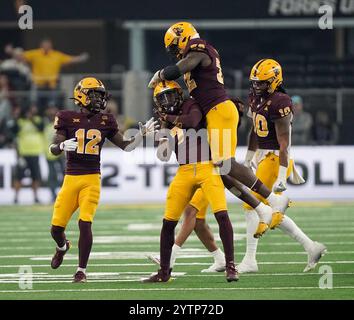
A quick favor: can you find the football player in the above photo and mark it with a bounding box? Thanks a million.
[239,59,327,273]
[49,77,157,283]
[148,21,289,229]
[143,80,238,283]
[148,98,274,273]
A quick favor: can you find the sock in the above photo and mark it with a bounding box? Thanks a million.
[160,219,178,272]
[170,244,181,268]
[78,220,93,269]
[266,192,279,206]
[77,267,86,274]
[278,216,313,252]
[243,210,259,262]
[214,211,234,264]
[254,202,272,224]
[51,225,66,248]
[211,248,225,264]
[58,243,67,251]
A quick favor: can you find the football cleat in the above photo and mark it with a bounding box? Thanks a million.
[201,261,226,273]
[303,242,327,272]
[141,269,172,283]
[73,271,87,283]
[51,240,71,269]
[226,262,239,282]
[254,222,269,238]
[269,212,284,229]
[237,259,259,273]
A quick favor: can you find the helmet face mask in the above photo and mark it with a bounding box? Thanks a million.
[251,80,272,96]
[86,88,108,114]
[155,89,183,115]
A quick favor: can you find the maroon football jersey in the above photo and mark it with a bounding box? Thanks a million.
[164,98,211,165]
[182,38,229,116]
[248,90,293,150]
[54,110,118,175]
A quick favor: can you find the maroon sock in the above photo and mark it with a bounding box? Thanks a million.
[214,211,234,264]
[160,219,178,272]
[51,225,66,248]
[78,220,93,269]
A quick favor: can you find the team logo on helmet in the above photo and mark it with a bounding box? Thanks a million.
[173,26,184,36]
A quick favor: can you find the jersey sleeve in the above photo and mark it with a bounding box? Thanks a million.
[23,49,38,63]
[183,39,208,57]
[106,114,119,139]
[165,101,202,129]
[57,51,74,65]
[269,95,293,121]
[53,111,68,136]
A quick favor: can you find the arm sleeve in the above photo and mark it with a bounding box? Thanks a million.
[270,95,293,121]
[23,50,37,63]
[106,115,119,139]
[53,111,67,137]
[58,52,74,65]
[183,39,208,56]
[165,103,202,129]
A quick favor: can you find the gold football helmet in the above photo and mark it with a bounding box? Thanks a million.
[164,22,198,59]
[249,59,283,95]
[153,80,183,115]
[72,77,109,113]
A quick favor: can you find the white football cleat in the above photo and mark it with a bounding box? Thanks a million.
[146,254,160,266]
[237,259,259,273]
[268,193,290,214]
[303,242,327,272]
[201,261,225,273]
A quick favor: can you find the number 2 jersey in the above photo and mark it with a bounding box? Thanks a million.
[182,38,229,116]
[54,110,118,175]
[248,90,293,150]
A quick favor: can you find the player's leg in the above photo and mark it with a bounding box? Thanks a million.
[198,163,238,282]
[239,153,281,272]
[51,175,79,269]
[28,156,41,204]
[205,100,288,217]
[143,166,195,283]
[13,161,24,204]
[75,174,101,282]
[221,174,273,237]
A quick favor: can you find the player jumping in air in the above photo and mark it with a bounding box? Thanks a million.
[148,21,289,229]
[238,59,327,273]
[49,77,157,282]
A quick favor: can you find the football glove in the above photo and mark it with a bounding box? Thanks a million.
[59,138,78,152]
[148,70,162,88]
[138,117,159,136]
[273,165,288,193]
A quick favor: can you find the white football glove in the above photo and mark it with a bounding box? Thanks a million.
[60,138,78,152]
[148,70,162,88]
[244,150,255,169]
[273,165,288,192]
[139,117,159,136]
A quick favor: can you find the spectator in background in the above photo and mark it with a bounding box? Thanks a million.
[0,74,12,124]
[1,46,31,90]
[11,105,44,204]
[43,106,64,201]
[312,110,339,145]
[291,95,313,145]
[6,39,89,114]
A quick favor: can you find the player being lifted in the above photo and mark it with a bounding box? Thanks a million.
[49,77,157,282]
[143,80,238,283]
[148,96,275,273]
[148,22,289,228]
[239,59,326,273]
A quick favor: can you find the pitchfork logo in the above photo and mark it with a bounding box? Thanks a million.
[173,26,184,36]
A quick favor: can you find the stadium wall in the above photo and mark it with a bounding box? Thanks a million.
[0,147,353,204]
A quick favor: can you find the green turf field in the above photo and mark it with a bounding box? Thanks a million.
[0,202,353,300]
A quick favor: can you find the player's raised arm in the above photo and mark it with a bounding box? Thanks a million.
[109,117,159,152]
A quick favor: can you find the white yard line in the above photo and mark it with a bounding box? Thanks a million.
[1,286,354,294]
